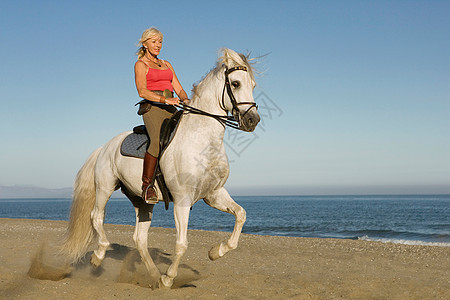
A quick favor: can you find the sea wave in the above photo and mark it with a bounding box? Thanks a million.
[357,235,450,247]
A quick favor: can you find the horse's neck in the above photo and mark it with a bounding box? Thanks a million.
[180,100,226,141]
[168,105,226,166]
[190,72,226,116]
[181,74,227,134]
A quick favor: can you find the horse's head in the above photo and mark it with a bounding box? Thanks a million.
[219,49,260,132]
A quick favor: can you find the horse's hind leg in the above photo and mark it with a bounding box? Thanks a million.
[132,203,161,286]
[90,187,115,267]
[204,187,246,260]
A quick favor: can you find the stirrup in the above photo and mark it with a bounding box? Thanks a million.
[143,185,158,204]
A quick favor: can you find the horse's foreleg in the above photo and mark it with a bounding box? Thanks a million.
[204,187,246,260]
[159,203,191,289]
[133,204,161,284]
[90,189,112,267]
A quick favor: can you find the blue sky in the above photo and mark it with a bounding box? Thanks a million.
[0,0,449,195]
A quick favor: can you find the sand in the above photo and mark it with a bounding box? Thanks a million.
[0,218,448,299]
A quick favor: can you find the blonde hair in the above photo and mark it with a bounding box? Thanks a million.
[136,27,163,59]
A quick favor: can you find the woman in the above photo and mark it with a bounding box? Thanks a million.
[134,27,189,203]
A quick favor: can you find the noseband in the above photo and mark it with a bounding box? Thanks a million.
[221,66,258,122]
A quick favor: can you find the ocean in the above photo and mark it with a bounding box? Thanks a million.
[0,195,449,247]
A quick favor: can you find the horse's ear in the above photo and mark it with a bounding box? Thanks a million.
[220,48,230,67]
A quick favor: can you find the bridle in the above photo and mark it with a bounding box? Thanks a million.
[221,65,258,123]
[176,65,257,130]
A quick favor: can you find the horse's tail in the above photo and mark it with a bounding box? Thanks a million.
[61,147,102,263]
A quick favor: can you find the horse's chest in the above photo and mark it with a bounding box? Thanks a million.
[205,156,228,180]
[195,146,229,180]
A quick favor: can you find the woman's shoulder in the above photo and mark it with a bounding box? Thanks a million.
[135,59,148,66]
[162,60,174,70]
[135,59,149,72]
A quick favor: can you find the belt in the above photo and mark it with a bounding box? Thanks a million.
[145,90,174,106]
[152,90,173,97]
[135,90,174,108]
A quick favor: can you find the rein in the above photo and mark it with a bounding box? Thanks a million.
[175,103,241,129]
[175,65,257,130]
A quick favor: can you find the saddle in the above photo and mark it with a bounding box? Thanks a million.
[120,110,183,210]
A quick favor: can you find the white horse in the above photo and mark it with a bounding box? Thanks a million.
[61,48,260,289]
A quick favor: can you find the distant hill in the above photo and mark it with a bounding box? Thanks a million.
[0,185,73,199]
[0,185,126,199]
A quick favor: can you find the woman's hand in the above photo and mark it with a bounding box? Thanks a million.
[165,97,180,105]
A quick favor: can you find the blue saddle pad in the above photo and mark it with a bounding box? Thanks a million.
[120,132,149,159]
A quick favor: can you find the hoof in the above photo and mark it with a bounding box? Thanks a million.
[157,275,172,289]
[90,253,103,268]
[208,244,223,261]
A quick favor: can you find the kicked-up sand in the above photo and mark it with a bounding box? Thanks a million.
[0,218,448,299]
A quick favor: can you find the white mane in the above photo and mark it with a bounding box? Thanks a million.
[192,48,256,98]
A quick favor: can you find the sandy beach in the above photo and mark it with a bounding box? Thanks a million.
[0,218,448,299]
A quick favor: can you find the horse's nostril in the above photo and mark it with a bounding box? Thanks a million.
[248,118,254,125]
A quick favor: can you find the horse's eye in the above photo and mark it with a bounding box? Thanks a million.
[231,81,240,88]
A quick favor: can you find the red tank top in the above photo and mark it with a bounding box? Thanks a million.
[141,60,173,92]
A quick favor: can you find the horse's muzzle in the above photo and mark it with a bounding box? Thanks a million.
[240,107,260,132]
